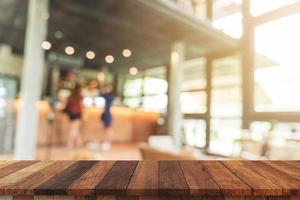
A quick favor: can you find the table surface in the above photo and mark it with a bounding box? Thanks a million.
[0,160,300,197]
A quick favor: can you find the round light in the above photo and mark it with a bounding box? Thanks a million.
[122,49,131,57]
[41,41,51,50]
[129,67,138,75]
[65,46,75,55]
[105,55,114,63]
[54,31,63,39]
[86,51,96,60]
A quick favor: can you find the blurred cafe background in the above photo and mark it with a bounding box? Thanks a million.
[0,0,300,160]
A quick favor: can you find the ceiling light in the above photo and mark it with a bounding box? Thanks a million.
[41,41,51,50]
[105,55,114,63]
[122,49,132,57]
[54,31,63,39]
[129,67,138,75]
[86,51,96,60]
[65,46,75,55]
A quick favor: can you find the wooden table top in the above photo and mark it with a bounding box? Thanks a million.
[0,160,300,197]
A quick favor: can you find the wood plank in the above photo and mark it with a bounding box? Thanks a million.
[127,161,159,196]
[200,161,251,196]
[0,161,17,170]
[180,161,220,196]
[0,161,55,188]
[0,161,38,179]
[35,161,96,195]
[158,161,189,196]
[13,196,33,200]
[243,161,300,196]
[264,161,300,181]
[96,196,115,200]
[286,161,300,170]
[53,196,73,200]
[115,197,137,200]
[6,161,76,196]
[222,161,282,196]
[95,161,138,196]
[67,161,115,196]
[0,196,13,200]
[34,196,54,200]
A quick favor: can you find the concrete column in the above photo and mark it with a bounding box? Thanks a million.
[51,67,60,98]
[205,57,212,150]
[167,42,185,151]
[14,0,49,159]
[241,0,254,129]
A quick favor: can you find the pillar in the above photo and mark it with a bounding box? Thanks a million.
[241,0,253,129]
[205,57,212,149]
[167,42,185,151]
[14,0,49,159]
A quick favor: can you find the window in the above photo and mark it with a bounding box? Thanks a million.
[254,13,300,112]
[183,119,206,148]
[180,58,207,114]
[123,67,168,112]
[251,0,300,16]
[172,0,208,20]
[213,0,243,38]
[210,56,242,155]
[0,75,18,154]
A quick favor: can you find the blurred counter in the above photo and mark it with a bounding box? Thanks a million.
[15,100,160,145]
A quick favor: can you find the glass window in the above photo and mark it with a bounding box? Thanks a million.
[143,77,168,95]
[123,97,142,108]
[181,58,206,91]
[210,118,242,155]
[143,94,168,113]
[213,0,243,38]
[172,0,208,20]
[183,119,206,148]
[210,55,242,155]
[180,58,207,114]
[123,79,143,97]
[251,0,300,16]
[123,67,168,112]
[180,91,206,114]
[211,87,242,117]
[254,13,300,112]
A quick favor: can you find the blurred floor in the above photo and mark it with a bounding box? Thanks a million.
[0,143,142,160]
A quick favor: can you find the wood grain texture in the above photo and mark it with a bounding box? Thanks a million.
[13,196,33,200]
[95,161,138,196]
[200,161,251,196]
[33,196,53,200]
[0,196,13,200]
[0,161,299,198]
[286,162,300,170]
[222,161,282,196]
[0,162,17,170]
[35,161,96,195]
[180,161,220,196]
[0,161,38,179]
[243,161,300,196]
[6,161,76,196]
[0,161,55,189]
[127,161,159,196]
[68,161,116,196]
[158,161,189,196]
[96,196,115,200]
[264,161,300,181]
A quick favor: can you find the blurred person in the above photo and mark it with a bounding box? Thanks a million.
[65,84,83,148]
[100,85,114,150]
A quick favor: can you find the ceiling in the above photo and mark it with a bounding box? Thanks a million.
[0,0,239,73]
